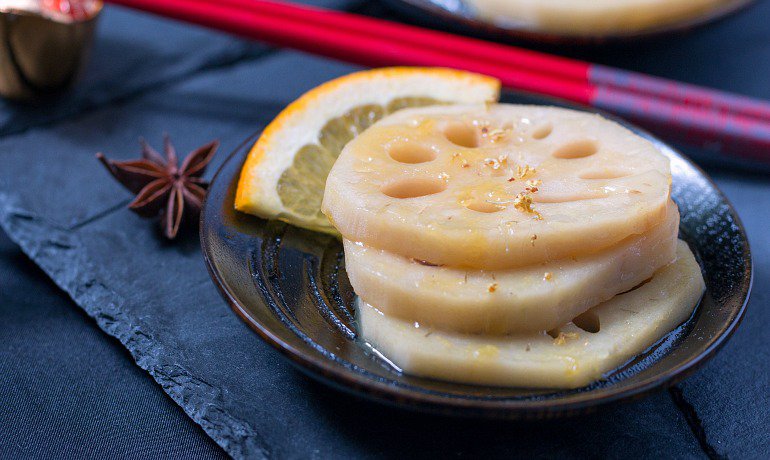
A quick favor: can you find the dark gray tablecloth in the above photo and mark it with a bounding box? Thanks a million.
[1,1,768,458]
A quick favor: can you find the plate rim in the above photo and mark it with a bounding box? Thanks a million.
[201,107,753,418]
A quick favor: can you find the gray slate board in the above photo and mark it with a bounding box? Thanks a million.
[1,2,770,458]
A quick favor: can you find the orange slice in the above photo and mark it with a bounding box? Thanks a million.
[234,67,501,234]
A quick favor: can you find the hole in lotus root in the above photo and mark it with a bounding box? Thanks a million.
[388,143,437,164]
[572,309,600,333]
[465,199,505,213]
[531,122,553,139]
[381,177,447,199]
[553,139,599,159]
[546,328,561,339]
[444,122,479,148]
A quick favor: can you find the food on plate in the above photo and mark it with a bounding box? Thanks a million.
[235,67,705,389]
[323,105,671,269]
[324,101,703,388]
[465,0,733,36]
[343,202,678,334]
[234,67,500,234]
[358,241,705,389]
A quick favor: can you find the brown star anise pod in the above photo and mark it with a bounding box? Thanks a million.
[96,135,219,239]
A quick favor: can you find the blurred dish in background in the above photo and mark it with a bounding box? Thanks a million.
[383,0,754,43]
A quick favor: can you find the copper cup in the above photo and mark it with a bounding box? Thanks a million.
[0,1,102,102]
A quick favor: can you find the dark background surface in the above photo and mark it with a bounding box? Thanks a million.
[0,1,768,458]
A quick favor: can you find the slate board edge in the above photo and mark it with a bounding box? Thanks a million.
[0,193,265,460]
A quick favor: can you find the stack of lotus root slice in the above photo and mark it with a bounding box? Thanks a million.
[322,104,705,389]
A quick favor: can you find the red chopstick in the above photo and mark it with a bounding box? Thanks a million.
[105,0,595,102]
[104,0,770,161]
[213,0,770,124]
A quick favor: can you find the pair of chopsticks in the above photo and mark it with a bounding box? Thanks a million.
[105,0,770,162]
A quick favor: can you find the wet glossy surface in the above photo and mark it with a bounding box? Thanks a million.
[201,96,752,418]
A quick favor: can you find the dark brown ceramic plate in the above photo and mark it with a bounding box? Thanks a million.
[380,0,755,45]
[201,94,751,419]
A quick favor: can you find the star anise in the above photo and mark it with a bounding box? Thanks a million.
[96,135,219,239]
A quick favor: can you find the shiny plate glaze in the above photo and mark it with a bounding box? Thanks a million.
[201,95,751,418]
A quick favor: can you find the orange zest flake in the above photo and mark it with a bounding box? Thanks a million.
[475,119,491,133]
[488,283,498,293]
[487,128,507,142]
[477,120,509,143]
[524,178,541,194]
[516,164,536,179]
[483,154,508,170]
[543,272,553,281]
[553,331,579,346]
[512,191,542,219]
[452,152,471,169]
